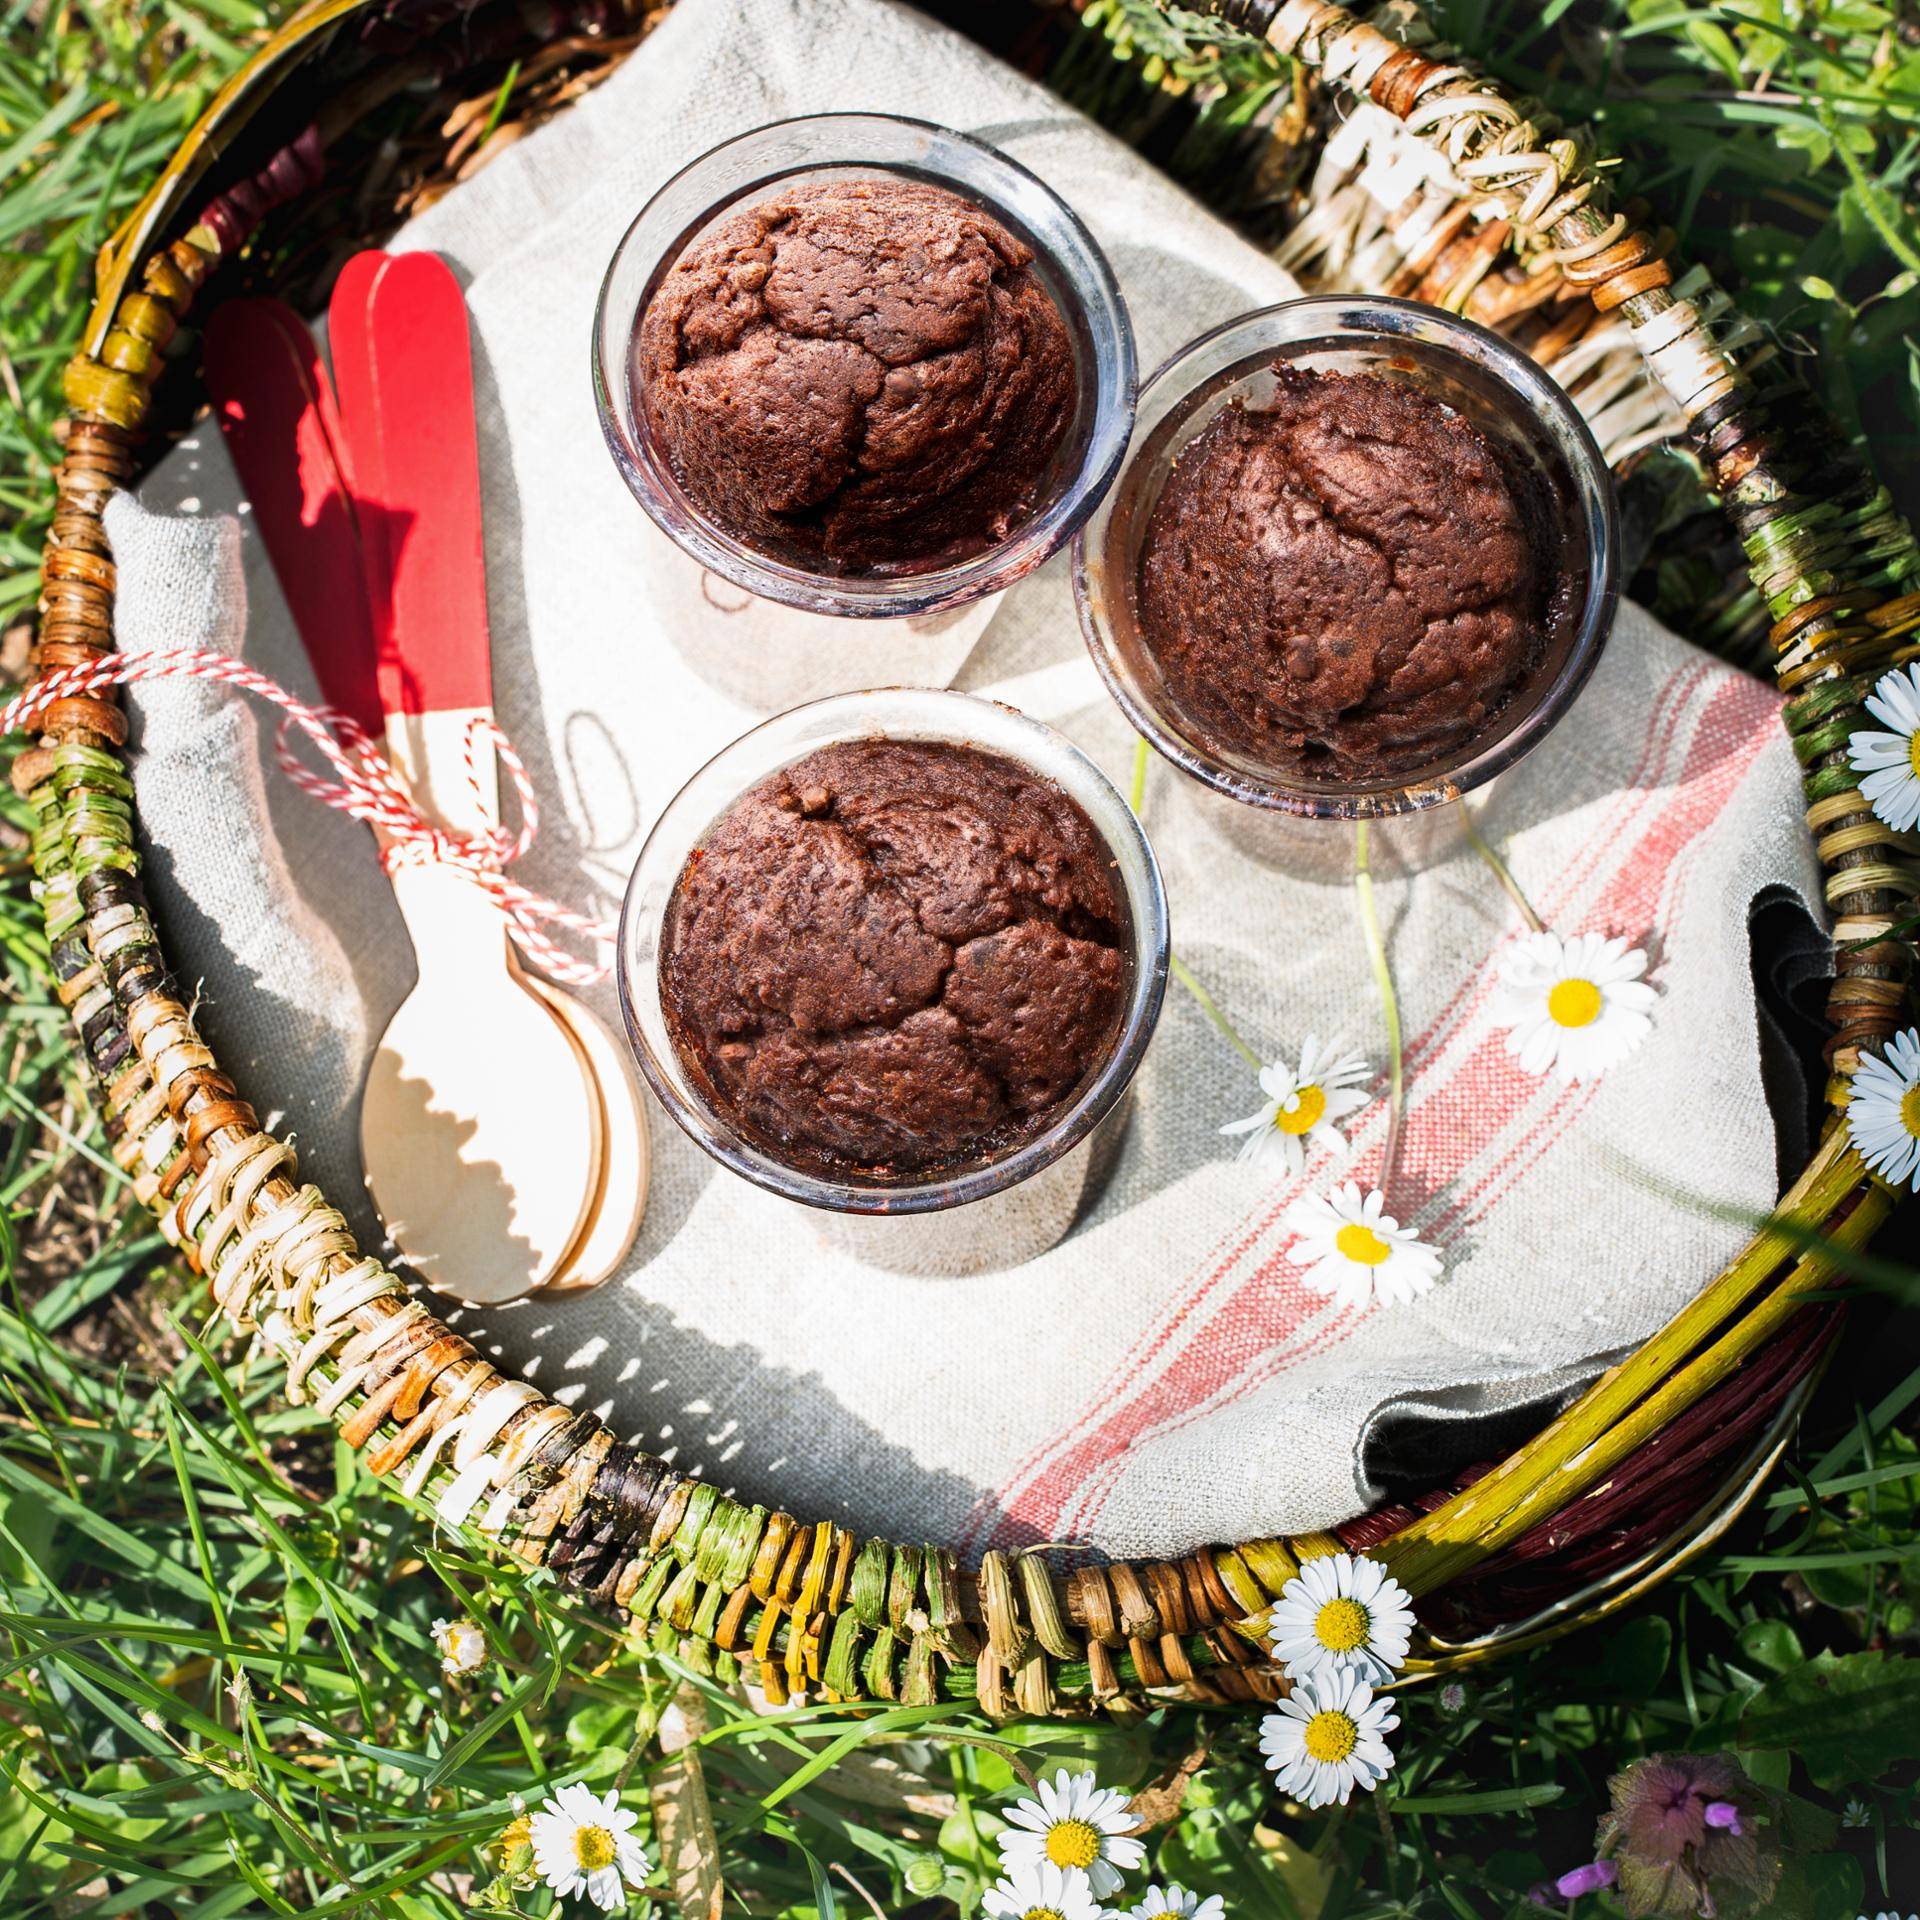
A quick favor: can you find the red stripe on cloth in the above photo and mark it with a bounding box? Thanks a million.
[964,659,1714,1547]
[1050,669,1784,1543]
[1403,657,1714,1076]
[1421,669,1783,1246]
[969,661,1781,1551]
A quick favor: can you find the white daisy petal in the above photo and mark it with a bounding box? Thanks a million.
[1258,1060,1298,1099]
[1850,667,1920,833]
[1223,1042,1373,1174]
[1124,1885,1226,1920]
[528,1784,649,1910]
[1283,1181,1442,1312]
[983,1860,1109,1920]
[1861,762,1920,832]
[1865,662,1920,732]
[1848,1027,1920,1192]
[1491,926,1659,1084]
[1259,1668,1399,1808]
[1850,736,1909,777]
[430,1616,488,1676]
[1267,1551,1416,1685]
[997,1768,1141,1897]
[1849,728,1907,767]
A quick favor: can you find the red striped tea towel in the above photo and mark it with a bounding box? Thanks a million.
[113,0,1825,1555]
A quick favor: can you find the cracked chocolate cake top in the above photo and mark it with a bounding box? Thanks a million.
[1136,364,1557,782]
[635,173,1078,570]
[658,739,1127,1179]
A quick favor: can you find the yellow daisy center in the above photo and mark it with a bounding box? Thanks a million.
[1547,977,1603,1028]
[1024,1909,1067,1920]
[1902,1086,1920,1139]
[1275,1084,1327,1136]
[1045,1820,1102,1871]
[1334,1222,1391,1267]
[573,1826,617,1874]
[1303,1708,1359,1764]
[1315,1596,1372,1653]
[1908,732,1920,778]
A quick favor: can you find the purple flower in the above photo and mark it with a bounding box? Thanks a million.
[1556,1860,1620,1899]
[1595,1753,1783,1919]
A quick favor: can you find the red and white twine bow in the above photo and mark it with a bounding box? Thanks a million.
[3,650,616,986]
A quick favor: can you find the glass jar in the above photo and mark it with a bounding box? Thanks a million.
[1071,296,1619,879]
[616,688,1168,1263]
[593,112,1136,621]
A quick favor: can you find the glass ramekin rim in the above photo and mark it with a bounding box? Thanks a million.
[615,686,1171,1213]
[1070,293,1622,818]
[592,110,1139,619]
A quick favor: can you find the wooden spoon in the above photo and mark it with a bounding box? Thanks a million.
[330,254,650,1291]
[210,281,648,1298]
[327,250,605,1305]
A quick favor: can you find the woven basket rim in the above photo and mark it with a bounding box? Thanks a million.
[16,0,1916,1712]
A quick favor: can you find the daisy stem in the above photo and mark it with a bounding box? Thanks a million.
[1170,953,1262,1068]
[1130,733,1263,1070]
[1456,802,1544,934]
[1353,823,1404,1181]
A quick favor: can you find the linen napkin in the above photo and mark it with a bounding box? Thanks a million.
[112,0,1827,1558]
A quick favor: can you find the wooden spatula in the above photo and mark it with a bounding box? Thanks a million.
[328,249,606,1306]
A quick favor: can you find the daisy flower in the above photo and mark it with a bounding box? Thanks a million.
[527,1782,648,1911]
[1848,1027,1920,1190]
[431,1615,488,1676]
[1284,1182,1441,1312]
[491,1812,538,1891]
[982,1861,1109,1920]
[1847,662,1920,832]
[1258,1666,1399,1809]
[1492,929,1656,1084]
[1123,1885,1225,1920]
[999,1768,1144,1898]
[1219,1037,1371,1175]
[1267,1550,1415,1686]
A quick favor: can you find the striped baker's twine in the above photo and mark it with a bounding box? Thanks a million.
[4,649,614,985]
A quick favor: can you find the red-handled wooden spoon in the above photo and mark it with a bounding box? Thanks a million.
[209,287,649,1300]
[329,250,609,1305]
[212,286,650,1300]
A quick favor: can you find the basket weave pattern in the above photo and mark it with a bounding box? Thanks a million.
[13,0,1920,1711]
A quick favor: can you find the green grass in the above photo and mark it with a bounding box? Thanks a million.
[3,3,1920,1916]
[1062,0,1920,651]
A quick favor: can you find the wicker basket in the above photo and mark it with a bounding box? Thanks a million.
[17,0,1920,1714]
